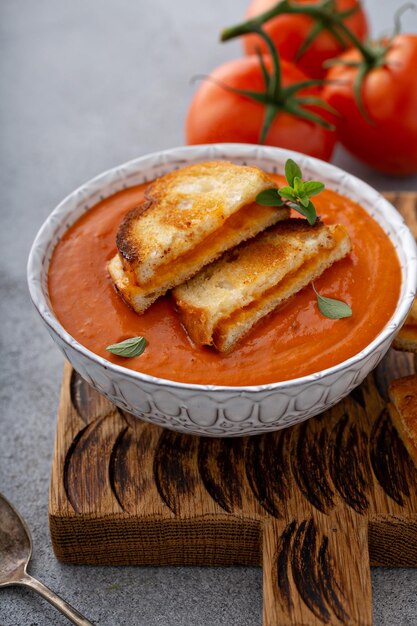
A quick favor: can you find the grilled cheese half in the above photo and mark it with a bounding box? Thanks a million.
[108,161,289,313]
[173,219,352,352]
[393,298,417,354]
[388,374,417,464]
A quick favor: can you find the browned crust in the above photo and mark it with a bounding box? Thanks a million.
[408,299,417,325]
[388,375,417,464]
[116,199,152,264]
[393,298,417,353]
[193,217,325,273]
[111,279,135,311]
[212,226,349,352]
[115,161,277,270]
[142,160,275,203]
[393,326,417,354]
[175,300,212,346]
[120,204,289,290]
[174,221,349,351]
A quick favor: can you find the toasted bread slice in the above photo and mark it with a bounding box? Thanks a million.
[108,254,160,314]
[393,327,417,353]
[117,161,288,285]
[388,374,417,464]
[393,298,417,354]
[173,219,352,352]
[109,161,289,312]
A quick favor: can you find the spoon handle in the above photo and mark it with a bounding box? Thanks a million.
[19,573,94,625]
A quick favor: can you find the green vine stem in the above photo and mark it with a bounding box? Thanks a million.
[221,0,374,63]
[194,25,336,144]
[221,1,416,122]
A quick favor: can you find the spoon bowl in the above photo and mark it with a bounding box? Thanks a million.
[0,493,93,625]
[0,493,32,586]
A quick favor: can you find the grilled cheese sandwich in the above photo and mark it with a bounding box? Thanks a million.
[108,161,289,313]
[173,219,352,352]
[388,374,417,464]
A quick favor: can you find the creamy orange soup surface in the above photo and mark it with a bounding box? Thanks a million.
[49,175,401,386]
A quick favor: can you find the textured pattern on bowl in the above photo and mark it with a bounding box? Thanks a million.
[27,144,417,436]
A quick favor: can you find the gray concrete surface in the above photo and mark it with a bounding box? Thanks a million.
[0,1,416,624]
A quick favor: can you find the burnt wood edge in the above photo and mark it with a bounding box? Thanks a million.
[48,514,263,566]
[48,512,417,569]
[368,517,417,567]
[370,408,417,506]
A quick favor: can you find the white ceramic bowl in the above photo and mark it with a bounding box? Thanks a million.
[27,144,417,436]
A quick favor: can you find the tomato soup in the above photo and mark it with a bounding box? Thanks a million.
[49,176,401,386]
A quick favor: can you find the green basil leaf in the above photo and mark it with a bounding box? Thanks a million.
[315,291,352,320]
[303,181,325,197]
[278,186,297,202]
[106,336,147,358]
[293,176,304,195]
[285,158,302,187]
[289,199,317,225]
[299,195,310,208]
[256,188,284,206]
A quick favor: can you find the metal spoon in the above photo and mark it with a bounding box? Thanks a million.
[0,493,94,625]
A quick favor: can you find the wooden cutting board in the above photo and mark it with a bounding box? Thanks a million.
[49,193,417,626]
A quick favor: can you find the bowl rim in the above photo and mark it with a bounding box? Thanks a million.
[27,143,417,393]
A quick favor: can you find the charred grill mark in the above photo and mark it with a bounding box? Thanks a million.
[70,369,101,423]
[289,519,349,623]
[64,415,125,513]
[198,438,244,513]
[153,430,198,515]
[135,426,153,458]
[110,424,154,511]
[109,426,129,511]
[370,408,415,505]
[63,424,90,512]
[291,519,330,622]
[245,431,290,518]
[329,413,371,513]
[350,385,366,409]
[318,536,349,624]
[276,521,297,612]
[291,421,334,514]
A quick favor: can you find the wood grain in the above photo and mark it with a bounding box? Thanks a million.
[49,193,417,626]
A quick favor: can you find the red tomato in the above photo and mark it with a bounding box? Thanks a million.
[322,34,417,175]
[185,56,336,161]
[243,0,368,78]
